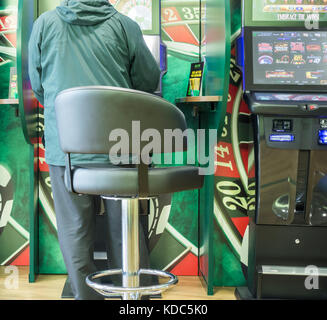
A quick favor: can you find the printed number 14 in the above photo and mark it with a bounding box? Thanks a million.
[215,145,233,171]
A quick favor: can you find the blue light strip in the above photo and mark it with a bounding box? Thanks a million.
[319,130,327,145]
[270,134,295,142]
[319,137,327,145]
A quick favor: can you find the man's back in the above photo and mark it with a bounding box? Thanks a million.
[28,0,160,166]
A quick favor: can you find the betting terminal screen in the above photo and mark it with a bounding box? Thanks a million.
[112,0,159,35]
[253,0,327,23]
[252,31,327,86]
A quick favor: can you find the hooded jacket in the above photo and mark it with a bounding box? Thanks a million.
[28,0,161,166]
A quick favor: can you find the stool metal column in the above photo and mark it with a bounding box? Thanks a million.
[122,198,140,300]
[86,196,178,300]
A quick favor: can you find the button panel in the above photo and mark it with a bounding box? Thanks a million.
[273,119,293,132]
[320,119,327,129]
[307,104,319,111]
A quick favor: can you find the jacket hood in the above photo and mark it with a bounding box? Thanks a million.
[56,0,116,26]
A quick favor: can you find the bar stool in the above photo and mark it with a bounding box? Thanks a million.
[55,86,204,300]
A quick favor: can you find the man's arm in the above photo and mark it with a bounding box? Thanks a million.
[128,24,161,93]
[28,17,44,105]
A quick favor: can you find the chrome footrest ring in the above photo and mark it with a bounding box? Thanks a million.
[86,268,178,299]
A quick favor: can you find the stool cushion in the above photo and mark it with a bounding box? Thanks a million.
[65,164,204,197]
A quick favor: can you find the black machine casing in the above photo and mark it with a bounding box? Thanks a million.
[247,222,327,299]
[241,93,327,299]
[237,0,327,300]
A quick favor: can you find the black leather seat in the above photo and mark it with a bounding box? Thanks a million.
[55,86,204,300]
[68,165,203,197]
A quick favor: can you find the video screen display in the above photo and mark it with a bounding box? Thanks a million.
[253,0,327,23]
[253,31,327,86]
[255,92,327,101]
[113,0,153,32]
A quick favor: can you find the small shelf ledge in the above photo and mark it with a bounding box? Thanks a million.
[175,96,223,116]
[0,99,19,105]
[175,96,223,104]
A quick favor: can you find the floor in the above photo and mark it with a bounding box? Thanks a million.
[0,266,237,300]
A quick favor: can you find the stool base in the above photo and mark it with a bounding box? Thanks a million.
[86,268,178,300]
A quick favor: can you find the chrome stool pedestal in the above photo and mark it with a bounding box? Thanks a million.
[86,197,178,300]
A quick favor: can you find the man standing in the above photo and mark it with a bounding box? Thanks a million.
[28,0,160,300]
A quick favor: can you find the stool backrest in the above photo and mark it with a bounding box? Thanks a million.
[55,86,187,156]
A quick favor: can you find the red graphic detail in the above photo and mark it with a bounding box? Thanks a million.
[0,15,17,31]
[215,142,239,178]
[38,143,49,172]
[226,84,239,114]
[309,104,318,111]
[163,25,199,46]
[248,159,256,179]
[31,137,49,172]
[239,99,251,115]
[170,252,198,276]
[239,145,249,175]
[30,137,38,145]
[11,246,29,266]
[3,33,16,47]
[231,217,249,238]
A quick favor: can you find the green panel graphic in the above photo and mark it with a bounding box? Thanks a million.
[162,54,198,104]
[0,106,30,233]
[168,190,199,246]
[0,62,15,99]
[212,221,245,286]
[151,229,187,270]
[231,0,241,36]
[0,0,31,268]
[0,221,27,264]
[38,207,66,274]
[159,0,201,275]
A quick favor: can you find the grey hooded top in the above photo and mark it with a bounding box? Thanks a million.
[28,0,160,166]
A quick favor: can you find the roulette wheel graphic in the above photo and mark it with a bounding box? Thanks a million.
[214,47,255,281]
